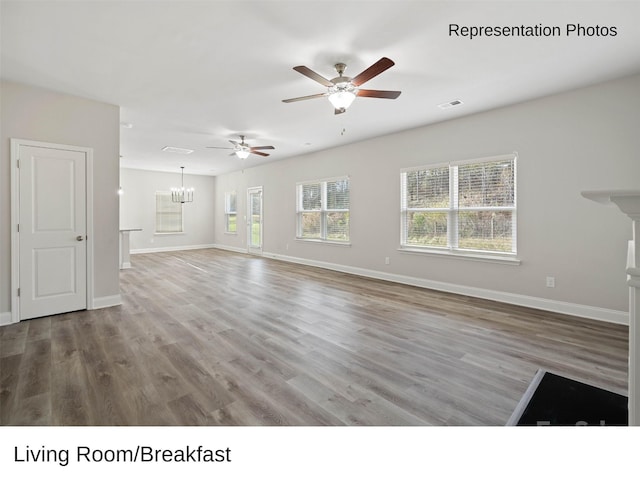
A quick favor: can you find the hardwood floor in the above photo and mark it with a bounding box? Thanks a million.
[0,248,629,425]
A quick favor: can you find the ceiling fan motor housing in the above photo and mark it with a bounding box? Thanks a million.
[329,77,357,94]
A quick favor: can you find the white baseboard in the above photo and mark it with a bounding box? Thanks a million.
[262,251,629,326]
[1,295,122,327]
[0,311,15,326]
[91,295,122,310]
[131,243,218,255]
[210,243,249,255]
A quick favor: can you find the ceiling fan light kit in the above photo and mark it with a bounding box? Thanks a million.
[328,88,357,111]
[327,62,357,111]
[235,149,250,159]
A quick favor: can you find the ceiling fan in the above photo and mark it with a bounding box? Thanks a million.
[207,135,275,159]
[282,57,401,114]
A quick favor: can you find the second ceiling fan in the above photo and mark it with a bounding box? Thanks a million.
[207,135,274,159]
[282,57,401,114]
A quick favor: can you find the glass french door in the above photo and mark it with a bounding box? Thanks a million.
[247,186,263,254]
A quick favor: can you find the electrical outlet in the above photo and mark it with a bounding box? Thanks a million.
[385,257,390,265]
[546,276,555,288]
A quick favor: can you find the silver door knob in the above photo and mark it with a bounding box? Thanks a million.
[76,235,84,241]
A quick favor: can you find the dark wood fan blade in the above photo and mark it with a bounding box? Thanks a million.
[357,89,401,99]
[250,146,275,150]
[334,107,346,115]
[351,57,395,86]
[282,92,328,103]
[251,150,270,157]
[293,66,333,87]
[229,140,239,146]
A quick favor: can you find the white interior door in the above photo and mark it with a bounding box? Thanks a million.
[18,144,88,320]
[247,186,263,255]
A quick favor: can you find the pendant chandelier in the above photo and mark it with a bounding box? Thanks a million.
[171,166,194,203]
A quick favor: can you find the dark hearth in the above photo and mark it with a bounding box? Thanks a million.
[507,370,627,426]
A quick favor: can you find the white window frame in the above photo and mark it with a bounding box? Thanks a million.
[296,176,351,244]
[155,191,184,234]
[400,153,518,263]
[225,191,237,234]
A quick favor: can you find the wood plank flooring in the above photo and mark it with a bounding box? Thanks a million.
[0,248,629,425]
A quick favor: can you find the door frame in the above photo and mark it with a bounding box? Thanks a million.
[10,138,94,324]
[247,185,263,255]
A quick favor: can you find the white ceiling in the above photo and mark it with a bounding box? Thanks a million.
[2,0,640,176]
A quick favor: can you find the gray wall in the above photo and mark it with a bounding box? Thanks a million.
[0,80,121,319]
[5,75,634,324]
[213,74,640,321]
[120,168,215,252]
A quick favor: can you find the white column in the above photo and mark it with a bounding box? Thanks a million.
[628,220,640,425]
[119,228,141,269]
[582,190,640,425]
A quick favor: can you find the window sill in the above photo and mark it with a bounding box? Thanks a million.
[398,246,521,265]
[296,238,352,247]
[154,232,185,236]
[224,231,238,235]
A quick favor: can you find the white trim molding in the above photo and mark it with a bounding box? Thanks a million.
[92,295,123,310]
[210,243,250,255]
[0,312,15,327]
[398,246,521,265]
[130,243,218,255]
[0,296,122,328]
[262,250,628,325]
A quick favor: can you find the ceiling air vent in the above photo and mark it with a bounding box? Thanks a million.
[162,146,194,155]
[438,99,464,110]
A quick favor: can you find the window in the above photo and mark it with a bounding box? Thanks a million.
[155,191,183,233]
[297,177,350,243]
[225,192,237,233]
[401,154,516,256]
